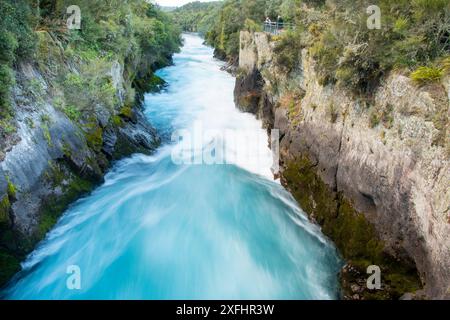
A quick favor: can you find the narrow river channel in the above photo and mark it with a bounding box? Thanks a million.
[3,34,342,300]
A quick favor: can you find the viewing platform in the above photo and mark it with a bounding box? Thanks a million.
[263,21,294,35]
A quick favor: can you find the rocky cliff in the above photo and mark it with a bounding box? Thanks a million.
[0,31,162,286]
[235,31,450,299]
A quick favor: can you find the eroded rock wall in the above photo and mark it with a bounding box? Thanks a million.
[236,31,450,299]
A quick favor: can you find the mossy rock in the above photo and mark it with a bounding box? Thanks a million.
[283,156,338,221]
[119,105,134,120]
[6,180,16,199]
[112,115,123,127]
[0,250,21,287]
[282,155,422,299]
[85,126,103,153]
[0,160,99,288]
[35,31,65,74]
[112,130,153,160]
[0,195,11,225]
[133,72,166,101]
[37,173,94,240]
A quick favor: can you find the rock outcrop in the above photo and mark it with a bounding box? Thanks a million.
[236,31,450,299]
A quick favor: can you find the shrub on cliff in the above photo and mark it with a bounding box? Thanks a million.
[306,0,450,93]
[274,30,304,72]
[208,0,449,93]
[0,0,35,118]
[410,66,444,84]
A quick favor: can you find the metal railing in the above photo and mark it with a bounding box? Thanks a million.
[263,21,294,35]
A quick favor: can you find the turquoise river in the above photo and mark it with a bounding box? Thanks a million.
[3,34,342,300]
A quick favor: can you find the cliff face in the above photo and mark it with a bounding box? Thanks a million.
[0,32,161,286]
[236,31,450,299]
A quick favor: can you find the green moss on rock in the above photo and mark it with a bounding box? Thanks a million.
[0,195,11,225]
[42,123,52,146]
[112,115,123,127]
[6,178,16,199]
[133,72,166,102]
[283,156,338,221]
[85,126,103,153]
[283,155,421,299]
[119,105,134,119]
[0,250,21,287]
[0,161,99,288]
[5,175,17,201]
[37,174,93,240]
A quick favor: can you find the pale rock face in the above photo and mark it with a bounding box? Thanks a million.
[0,60,159,236]
[238,31,450,298]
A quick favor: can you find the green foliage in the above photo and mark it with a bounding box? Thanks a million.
[40,113,51,124]
[410,66,444,84]
[369,111,381,128]
[0,0,36,118]
[25,117,35,129]
[309,30,341,85]
[0,117,16,136]
[441,56,450,74]
[0,195,11,225]
[119,106,134,119]
[62,105,81,121]
[273,30,303,72]
[42,123,52,146]
[85,125,103,153]
[6,177,16,199]
[205,0,267,59]
[307,0,450,93]
[0,64,16,117]
[171,1,222,35]
[0,251,20,287]
[244,19,263,32]
[1,0,181,126]
[61,61,118,116]
[369,103,394,129]
[204,0,305,60]
[131,7,182,69]
[112,115,123,127]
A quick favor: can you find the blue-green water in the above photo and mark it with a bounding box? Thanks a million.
[3,34,342,300]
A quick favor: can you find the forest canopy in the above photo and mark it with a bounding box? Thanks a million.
[171,1,222,35]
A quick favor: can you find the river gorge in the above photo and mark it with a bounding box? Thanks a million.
[2,34,342,300]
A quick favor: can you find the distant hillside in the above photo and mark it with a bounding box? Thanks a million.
[171,1,222,35]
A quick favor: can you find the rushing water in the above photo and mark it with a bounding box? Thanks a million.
[3,34,342,300]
